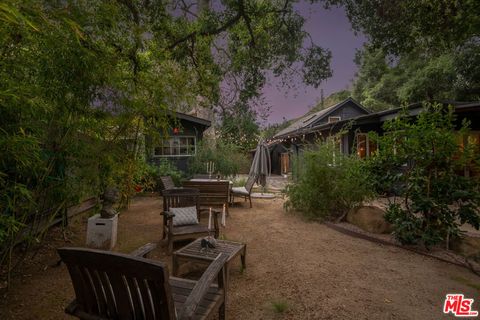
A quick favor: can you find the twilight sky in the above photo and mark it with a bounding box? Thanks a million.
[263,3,366,124]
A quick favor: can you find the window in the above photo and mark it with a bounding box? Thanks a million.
[457,131,480,177]
[153,136,196,157]
[328,116,341,123]
[356,133,377,159]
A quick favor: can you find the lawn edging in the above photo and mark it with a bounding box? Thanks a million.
[324,222,480,276]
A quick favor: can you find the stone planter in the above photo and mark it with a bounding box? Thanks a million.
[86,214,118,250]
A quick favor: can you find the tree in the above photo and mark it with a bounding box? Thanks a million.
[0,0,335,281]
[352,42,480,111]
[324,0,480,110]
[323,0,480,55]
[218,102,261,152]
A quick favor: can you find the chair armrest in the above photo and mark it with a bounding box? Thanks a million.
[178,253,229,320]
[198,208,221,216]
[160,211,175,219]
[129,243,157,258]
[66,300,108,320]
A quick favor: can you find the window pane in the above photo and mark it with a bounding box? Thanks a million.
[368,139,377,156]
[154,136,196,156]
[357,134,366,158]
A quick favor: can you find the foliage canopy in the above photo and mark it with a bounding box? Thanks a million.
[0,0,333,280]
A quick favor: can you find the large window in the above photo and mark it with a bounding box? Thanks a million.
[153,136,196,157]
[356,133,377,159]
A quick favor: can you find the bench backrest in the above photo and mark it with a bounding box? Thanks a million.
[245,175,257,194]
[58,247,176,320]
[182,181,229,207]
[162,188,201,220]
[160,176,175,191]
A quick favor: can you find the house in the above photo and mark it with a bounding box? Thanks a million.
[268,97,371,175]
[149,111,211,172]
[267,100,480,176]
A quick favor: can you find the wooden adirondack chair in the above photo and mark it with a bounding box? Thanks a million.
[162,188,220,254]
[58,244,229,320]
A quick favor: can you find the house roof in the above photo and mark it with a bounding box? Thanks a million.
[273,97,370,139]
[266,100,480,146]
[300,100,480,136]
[173,111,211,127]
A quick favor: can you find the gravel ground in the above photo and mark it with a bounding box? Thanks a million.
[1,196,479,319]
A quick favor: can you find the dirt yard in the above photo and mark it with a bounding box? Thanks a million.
[1,196,479,319]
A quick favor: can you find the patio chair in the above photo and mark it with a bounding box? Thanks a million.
[160,176,176,191]
[162,188,220,254]
[58,244,228,320]
[231,175,256,208]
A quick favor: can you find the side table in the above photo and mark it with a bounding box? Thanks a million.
[172,239,246,285]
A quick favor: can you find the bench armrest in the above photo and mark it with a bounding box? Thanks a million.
[178,253,229,320]
[160,211,175,219]
[198,208,221,216]
[129,243,157,258]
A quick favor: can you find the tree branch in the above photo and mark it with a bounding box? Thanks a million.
[168,12,242,49]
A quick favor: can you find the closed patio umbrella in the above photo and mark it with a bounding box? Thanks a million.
[249,140,271,188]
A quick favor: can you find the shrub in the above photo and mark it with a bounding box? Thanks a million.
[285,141,374,220]
[368,104,480,247]
[134,160,183,192]
[188,140,250,178]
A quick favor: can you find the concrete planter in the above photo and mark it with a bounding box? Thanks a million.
[86,214,118,250]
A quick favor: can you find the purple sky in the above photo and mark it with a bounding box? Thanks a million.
[263,3,366,124]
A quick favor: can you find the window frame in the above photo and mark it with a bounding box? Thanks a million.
[328,116,341,123]
[356,132,377,159]
[152,135,197,157]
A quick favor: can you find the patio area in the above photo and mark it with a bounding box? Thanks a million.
[1,196,479,319]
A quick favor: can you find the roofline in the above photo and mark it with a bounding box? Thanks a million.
[271,100,480,140]
[272,97,370,139]
[172,111,211,127]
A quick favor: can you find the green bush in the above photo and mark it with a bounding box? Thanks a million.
[368,104,480,247]
[135,160,183,192]
[188,140,249,178]
[285,141,374,220]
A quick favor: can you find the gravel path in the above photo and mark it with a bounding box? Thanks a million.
[1,196,479,319]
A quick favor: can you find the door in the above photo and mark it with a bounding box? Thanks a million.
[280,153,290,174]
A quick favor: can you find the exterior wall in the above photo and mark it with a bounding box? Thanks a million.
[149,118,209,172]
[313,101,369,127]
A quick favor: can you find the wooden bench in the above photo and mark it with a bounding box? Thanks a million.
[58,244,229,320]
[182,180,230,214]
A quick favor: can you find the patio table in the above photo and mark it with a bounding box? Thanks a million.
[172,238,246,286]
[190,178,233,185]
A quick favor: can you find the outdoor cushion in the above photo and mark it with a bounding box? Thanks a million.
[170,206,198,226]
[232,186,249,195]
